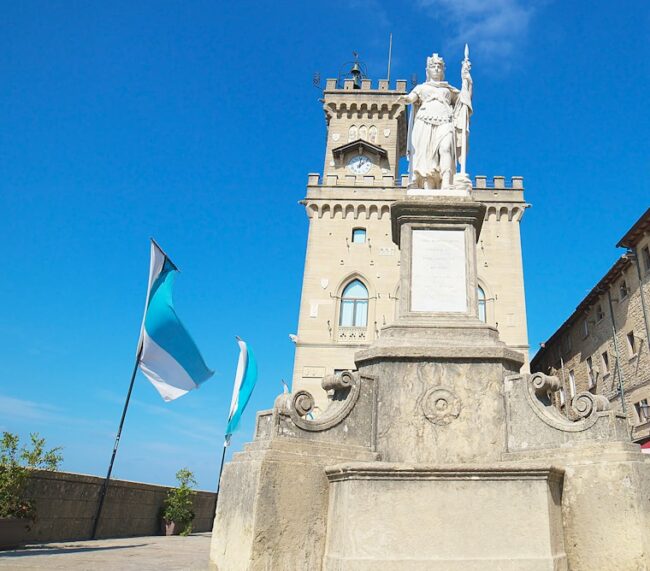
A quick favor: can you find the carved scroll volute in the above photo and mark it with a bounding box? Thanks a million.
[530,373,610,420]
[523,372,613,432]
[571,392,610,419]
[531,373,562,398]
[274,370,362,432]
[322,370,354,392]
[292,391,315,417]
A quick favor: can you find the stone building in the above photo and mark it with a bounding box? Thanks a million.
[531,208,650,444]
[292,75,530,406]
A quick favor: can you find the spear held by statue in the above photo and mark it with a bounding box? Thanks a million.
[456,44,473,180]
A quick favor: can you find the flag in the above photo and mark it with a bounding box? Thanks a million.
[138,239,213,402]
[225,337,258,444]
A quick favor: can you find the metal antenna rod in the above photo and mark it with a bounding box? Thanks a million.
[387,33,393,82]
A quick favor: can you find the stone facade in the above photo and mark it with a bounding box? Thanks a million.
[531,208,650,443]
[292,78,530,407]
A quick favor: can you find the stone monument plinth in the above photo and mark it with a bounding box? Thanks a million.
[356,197,524,465]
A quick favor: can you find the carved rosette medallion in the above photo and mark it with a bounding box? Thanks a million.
[421,387,461,426]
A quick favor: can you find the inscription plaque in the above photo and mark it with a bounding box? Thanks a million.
[411,229,467,312]
[303,366,326,378]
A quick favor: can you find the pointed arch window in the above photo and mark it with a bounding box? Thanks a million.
[348,125,357,142]
[340,280,368,327]
[478,286,486,323]
[368,125,378,143]
[359,125,368,140]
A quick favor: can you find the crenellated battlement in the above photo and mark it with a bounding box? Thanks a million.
[306,173,524,190]
[324,78,408,93]
[474,175,524,190]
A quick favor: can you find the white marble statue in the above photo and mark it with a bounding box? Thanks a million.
[397,48,473,190]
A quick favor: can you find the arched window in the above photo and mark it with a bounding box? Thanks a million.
[348,125,357,142]
[478,286,486,323]
[340,280,368,327]
[359,125,368,140]
[368,125,377,143]
[351,228,366,243]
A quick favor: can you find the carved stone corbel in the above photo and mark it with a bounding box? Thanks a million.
[276,370,362,432]
[525,373,611,432]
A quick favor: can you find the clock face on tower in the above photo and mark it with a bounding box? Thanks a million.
[347,155,373,174]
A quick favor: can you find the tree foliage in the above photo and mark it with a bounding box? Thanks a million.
[162,468,197,536]
[0,432,63,520]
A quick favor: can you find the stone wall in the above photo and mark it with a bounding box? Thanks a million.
[21,469,217,542]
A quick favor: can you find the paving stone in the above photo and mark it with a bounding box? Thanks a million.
[0,532,210,570]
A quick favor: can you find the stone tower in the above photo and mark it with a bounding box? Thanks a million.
[292,74,530,407]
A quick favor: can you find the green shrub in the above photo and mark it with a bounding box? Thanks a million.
[162,468,197,535]
[0,432,62,520]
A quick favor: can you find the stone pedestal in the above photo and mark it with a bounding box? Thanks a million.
[209,438,376,570]
[507,443,650,571]
[390,197,485,321]
[356,356,521,464]
[355,196,524,463]
[324,463,567,570]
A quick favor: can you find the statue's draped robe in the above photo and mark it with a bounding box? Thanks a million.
[406,79,473,184]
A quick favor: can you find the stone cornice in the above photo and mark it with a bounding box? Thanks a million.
[390,197,487,246]
[355,343,526,367]
[325,462,565,483]
[617,207,650,249]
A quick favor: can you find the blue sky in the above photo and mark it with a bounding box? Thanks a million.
[1,1,648,490]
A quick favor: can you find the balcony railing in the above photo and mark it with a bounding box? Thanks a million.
[337,327,368,343]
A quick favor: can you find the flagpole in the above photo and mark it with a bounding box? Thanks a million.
[212,337,257,520]
[212,439,229,518]
[216,441,228,494]
[91,346,142,539]
[213,335,240,509]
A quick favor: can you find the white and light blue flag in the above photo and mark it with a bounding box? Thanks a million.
[225,337,258,445]
[138,240,213,402]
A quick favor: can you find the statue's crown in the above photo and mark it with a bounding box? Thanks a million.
[427,53,445,68]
